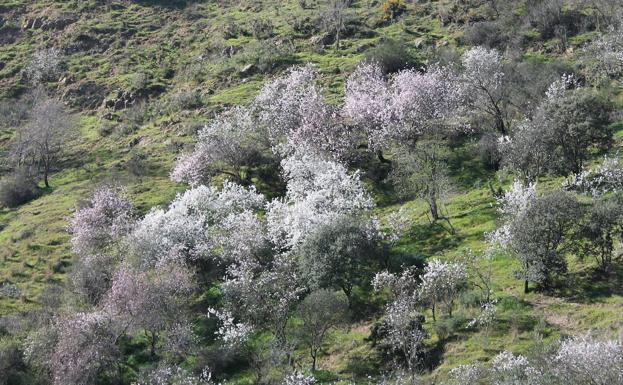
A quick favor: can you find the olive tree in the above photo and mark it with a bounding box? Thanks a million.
[295,289,348,371]
[295,215,379,303]
[535,87,614,175]
[496,186,581,293]
[573,195,623,273]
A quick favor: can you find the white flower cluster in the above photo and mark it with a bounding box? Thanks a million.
[133,365,216,385]
[466,300,497,330]
[267,152,374,250]
[552,336,623,385]
[207,308,253,348]
[495,180,536,217]
[563,155,623,196]
[282,372,316,385]
[545,73,580,100]
[447,335,622,385]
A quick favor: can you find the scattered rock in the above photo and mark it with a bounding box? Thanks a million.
[128,136,143,148]
[310,33,333,47]
[240,63,258,76]
[102,89,135,111]
[101,112,119,121]
[62,80,108,110]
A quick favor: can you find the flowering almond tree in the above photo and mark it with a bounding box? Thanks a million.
[343,62,464,150]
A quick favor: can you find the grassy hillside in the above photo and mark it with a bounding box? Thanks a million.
[1,0,622,383]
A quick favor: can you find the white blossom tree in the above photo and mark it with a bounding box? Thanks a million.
[266,152,374,252]
[68,186,134,258]
[67,186,135,303]
[26,47,63,84]
[171,107,268,186]
[102,263,195,358]
[254,66,354,159]
[51,311,122,385]
[131,182,266,267]
[373,267,426,372]
[418,260,467,321]
[551,336,623,385]
[343,62,464,150]
[461,46,509,134]
[581,26,623,84]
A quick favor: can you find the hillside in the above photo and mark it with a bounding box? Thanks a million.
[1,1,623,384]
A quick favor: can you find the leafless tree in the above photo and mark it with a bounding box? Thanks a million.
[322,0,351,51]
[12,92,77,188]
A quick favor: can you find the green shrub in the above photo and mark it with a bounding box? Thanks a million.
[433,315,466,341]
[364,39,418,73]
[250,18,274,40]
[0,172,40,208]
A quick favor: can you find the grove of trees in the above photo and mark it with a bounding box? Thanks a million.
[2,1,623,384]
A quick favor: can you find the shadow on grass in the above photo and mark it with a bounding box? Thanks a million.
[344,352,383,378]
[399,221,461,256]
[447,138,497,191]
[554,264,623,303]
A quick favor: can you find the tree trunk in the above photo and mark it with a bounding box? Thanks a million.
[524,279,529,294]
[429,198,439,221]
[335,27,340,51]
[431,303,436,322]
[43,164,50,188]
[150,331,158,359]
[377,150,391,164]
[311,350,317,372]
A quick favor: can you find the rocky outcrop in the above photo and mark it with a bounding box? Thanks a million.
[102,90,135,111]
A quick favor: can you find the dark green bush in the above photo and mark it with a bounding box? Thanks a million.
[0,172,40,208]
[364,39,418,73]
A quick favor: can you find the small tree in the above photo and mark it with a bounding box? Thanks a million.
[68,186,134,258]
[499,120,552,181]
[103,263,195,359]
[12,93,76,187]
[26,47,63,84]
[51,312,122,385]
[389,141,453,225]
[171,107,268,186]
[373,267,427,372]
[505,191,581,292]
[381,0,407,23]
[295,289,348,371]
[322,0,352,51]
[343,62,464,152]
[254,66,351,159]
[418,260,467,321]
[574,195,623,273]
[536,87,614,175]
